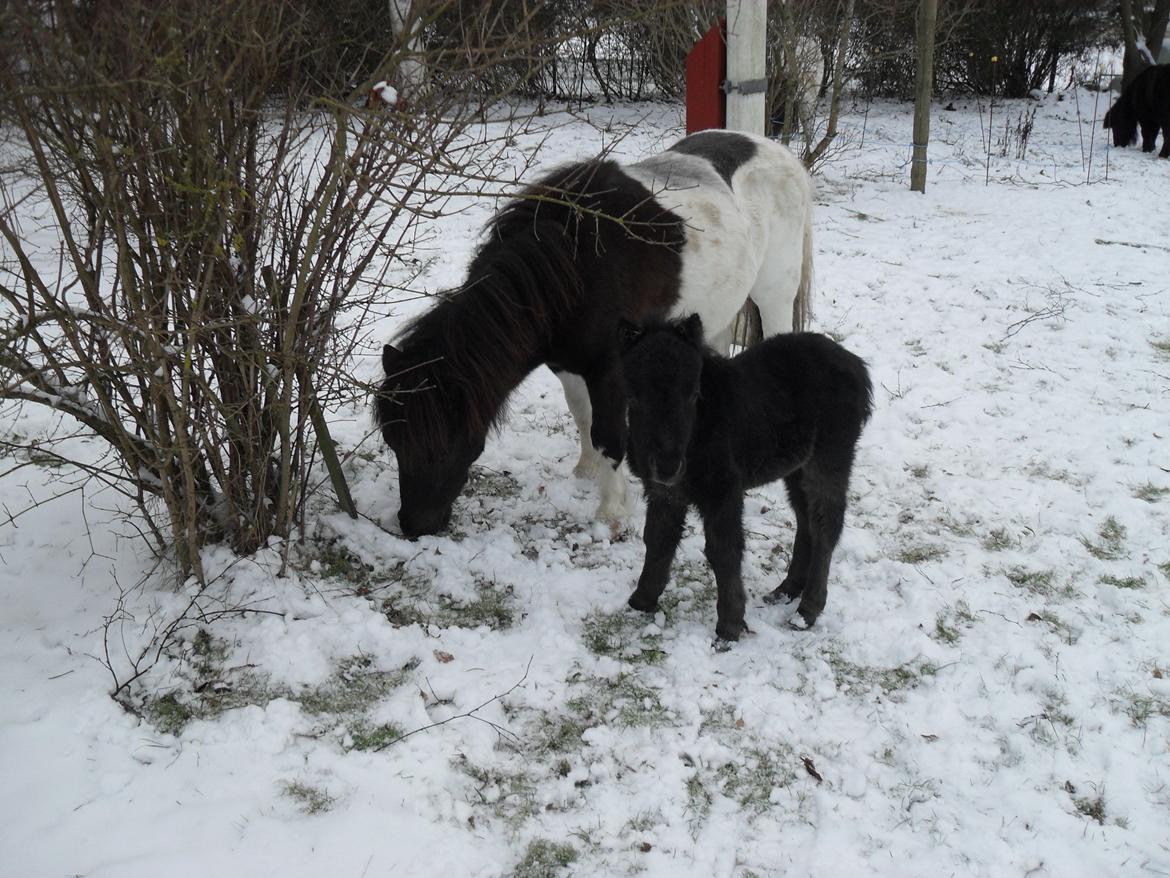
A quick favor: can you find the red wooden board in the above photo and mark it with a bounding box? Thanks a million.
[685,21,726,134]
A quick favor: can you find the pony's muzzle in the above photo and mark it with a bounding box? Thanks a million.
[398,505,451,539]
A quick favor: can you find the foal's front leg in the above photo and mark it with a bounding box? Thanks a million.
[628,491,688,613]
[700,490,748,641]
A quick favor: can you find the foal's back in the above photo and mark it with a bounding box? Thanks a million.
[699,333,873,488]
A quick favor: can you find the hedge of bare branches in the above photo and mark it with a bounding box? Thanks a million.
[0,0,584,581]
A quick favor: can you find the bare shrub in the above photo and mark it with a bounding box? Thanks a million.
[0,0,573,580]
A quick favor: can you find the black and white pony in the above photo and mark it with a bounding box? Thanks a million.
[1104,63,1170,158]
[377,130,814,538]
[621,315,872,640]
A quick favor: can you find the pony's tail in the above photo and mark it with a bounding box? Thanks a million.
[732,298,763,349]
[791,205,814,332]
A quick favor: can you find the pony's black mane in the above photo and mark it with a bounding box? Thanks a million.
[378,158,682,453]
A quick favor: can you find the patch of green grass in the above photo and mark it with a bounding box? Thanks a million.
[139,641,417,739]
[465,467,522,499]
[567,674,672,729]
[383,577,516,631]
[1026,460,1081,485]
[717,746,797,813]
[1112,688,1170,727]
[1099,574,1144,590]
[1073,790,1107,825]
[1043,690,1075,727]
[1003,566,1057,595]
[316,542,373,585]
[282,781,335,815]
[896,543,947,565]
[347,721,406,751]
[1159,561,1170,580]
[439,580,516,630]
[657,558,719,613]
[511,839,578,878]
[1025,610,1079,644]
[581,609,665,665]
[142,691,195,735]
[533,714,591,754]
[684,774,712,837]
[934,601,977,644]
[982,527,1016,551]
[458,758,540,824]
[826,650,939,696]
[1081,516,1127,561]
[625,809,661,833]
[298,654,416,717]
[1150,337,1170,358]
[933,617,959,644]
[1132,482,1168,503]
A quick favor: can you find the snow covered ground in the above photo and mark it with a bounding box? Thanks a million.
[3,87,1169,877]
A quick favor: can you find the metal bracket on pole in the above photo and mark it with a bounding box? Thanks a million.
[720,77,768,95]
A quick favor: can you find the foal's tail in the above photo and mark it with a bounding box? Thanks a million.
[791,206,814,332]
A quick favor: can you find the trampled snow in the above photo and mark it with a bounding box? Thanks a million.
[2,90,1169,877]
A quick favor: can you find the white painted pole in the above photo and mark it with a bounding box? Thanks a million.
[725,0,767,135]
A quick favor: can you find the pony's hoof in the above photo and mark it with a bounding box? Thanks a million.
[595,500,629,521]
[573,458,599,479]
[628,591,658,613]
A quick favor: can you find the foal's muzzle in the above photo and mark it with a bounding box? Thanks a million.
[650,457,686,487]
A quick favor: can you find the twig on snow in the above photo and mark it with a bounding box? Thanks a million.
[374,657,532,751]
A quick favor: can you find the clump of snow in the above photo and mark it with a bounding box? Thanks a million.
[369,80,399,108]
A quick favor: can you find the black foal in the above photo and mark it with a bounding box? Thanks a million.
[620,315,872,640]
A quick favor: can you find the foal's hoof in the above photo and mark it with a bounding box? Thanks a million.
[628,591,658,614]
[788,607,819,631]
[765,579,802,605]
[715,619,747,642]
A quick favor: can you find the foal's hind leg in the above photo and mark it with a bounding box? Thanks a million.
[554,370,601,478]
[765,471,812,605]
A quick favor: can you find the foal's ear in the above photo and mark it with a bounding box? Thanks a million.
[617,319,644,350]
[676,313,704,347]
[383,343,403,376]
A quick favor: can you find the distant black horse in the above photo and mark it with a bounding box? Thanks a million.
[377,131,814,538]
[1104,64,1170,157]
[621,315,872,640]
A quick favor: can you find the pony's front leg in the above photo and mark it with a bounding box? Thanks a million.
[586,365,629,521]
[553,369,601,478]
[699,490,747,641]
[629,491,687,613]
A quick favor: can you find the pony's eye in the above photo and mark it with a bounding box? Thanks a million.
[689,390,700,403]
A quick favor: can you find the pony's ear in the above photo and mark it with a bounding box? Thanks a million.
[676,313,704,347]
[618,319,643,350]
[383,343,403,376]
